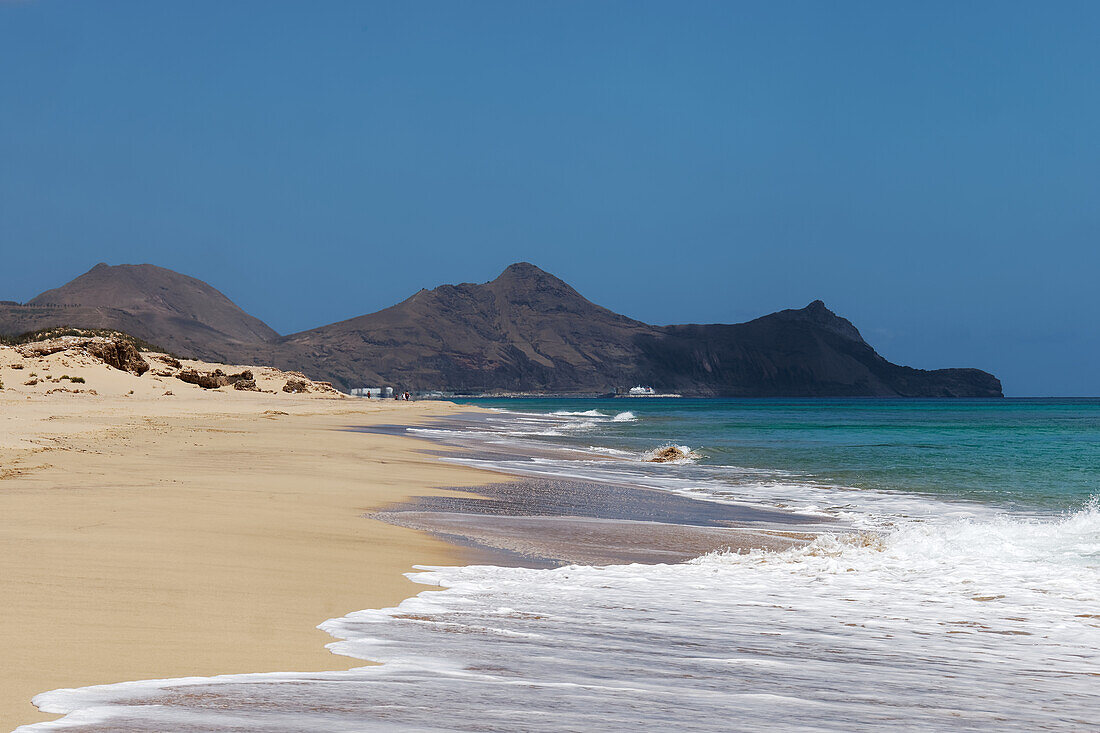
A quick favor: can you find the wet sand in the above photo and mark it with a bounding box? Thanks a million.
[375,509,814,564]
[359,418,825,565]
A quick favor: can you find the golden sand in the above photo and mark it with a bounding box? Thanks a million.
[0,345,494,730]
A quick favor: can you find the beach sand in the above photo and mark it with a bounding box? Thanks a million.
[0,344,498,730]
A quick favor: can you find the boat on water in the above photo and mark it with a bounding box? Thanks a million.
[616,385,682,398]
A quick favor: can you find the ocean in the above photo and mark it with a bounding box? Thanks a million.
[21,399,1100,731]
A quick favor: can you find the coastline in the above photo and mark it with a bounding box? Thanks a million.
[0,389,502,731]
[5,391,1097,731]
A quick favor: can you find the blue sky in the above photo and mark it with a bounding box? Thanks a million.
[2,1,1098,395]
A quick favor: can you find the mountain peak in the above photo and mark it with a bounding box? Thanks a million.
[766,299,865,342]
[32,263,211,307]
[493,261,559,283]
[25,262,278,348]
[488,261,585,301]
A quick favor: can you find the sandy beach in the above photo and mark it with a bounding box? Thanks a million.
[0,342,498,730]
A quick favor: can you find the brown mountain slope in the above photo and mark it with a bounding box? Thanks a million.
[263,262,659,391]
[1,263,277,361]
[264,263,1002,397]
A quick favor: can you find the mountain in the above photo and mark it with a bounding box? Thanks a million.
[266,262,1002,397]
[0,263,278,361]
[0,261,1003,397]
[264,262,657,391]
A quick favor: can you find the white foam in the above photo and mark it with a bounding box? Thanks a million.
[586,445,636,457]
[23,505,1100,731]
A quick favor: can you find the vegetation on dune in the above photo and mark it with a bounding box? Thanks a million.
[0,327,167,354]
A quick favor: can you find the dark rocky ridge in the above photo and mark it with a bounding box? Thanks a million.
[0,262,1003,397]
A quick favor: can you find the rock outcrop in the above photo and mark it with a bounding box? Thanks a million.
[17,335,149,375]
[175,369,225,389]
[176,368,255,390]
[646,446,699,463]
[85,338,149,375]
[282,378,310,394]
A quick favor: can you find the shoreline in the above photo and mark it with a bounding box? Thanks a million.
[0,389,506,731]
[7,398,826,731]
[2,346,828,731]
[5,375,1097,729]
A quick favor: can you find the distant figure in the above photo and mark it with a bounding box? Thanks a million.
[366,391,371,399]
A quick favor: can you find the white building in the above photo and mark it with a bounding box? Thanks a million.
[350,387,393,398]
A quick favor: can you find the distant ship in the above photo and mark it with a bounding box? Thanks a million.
[616,385,682,398]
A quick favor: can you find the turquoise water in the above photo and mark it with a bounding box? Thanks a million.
[457,398,1100,512]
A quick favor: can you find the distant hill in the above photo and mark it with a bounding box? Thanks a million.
[0,261,1003,397]
[0,263,277,361]
[263,262,653,392]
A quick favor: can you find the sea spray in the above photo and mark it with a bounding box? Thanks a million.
[644,444,701,463]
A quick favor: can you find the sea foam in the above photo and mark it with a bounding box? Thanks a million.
[23,504,1100,731]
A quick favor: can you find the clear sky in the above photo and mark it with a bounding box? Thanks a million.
[1,2,1097,396]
